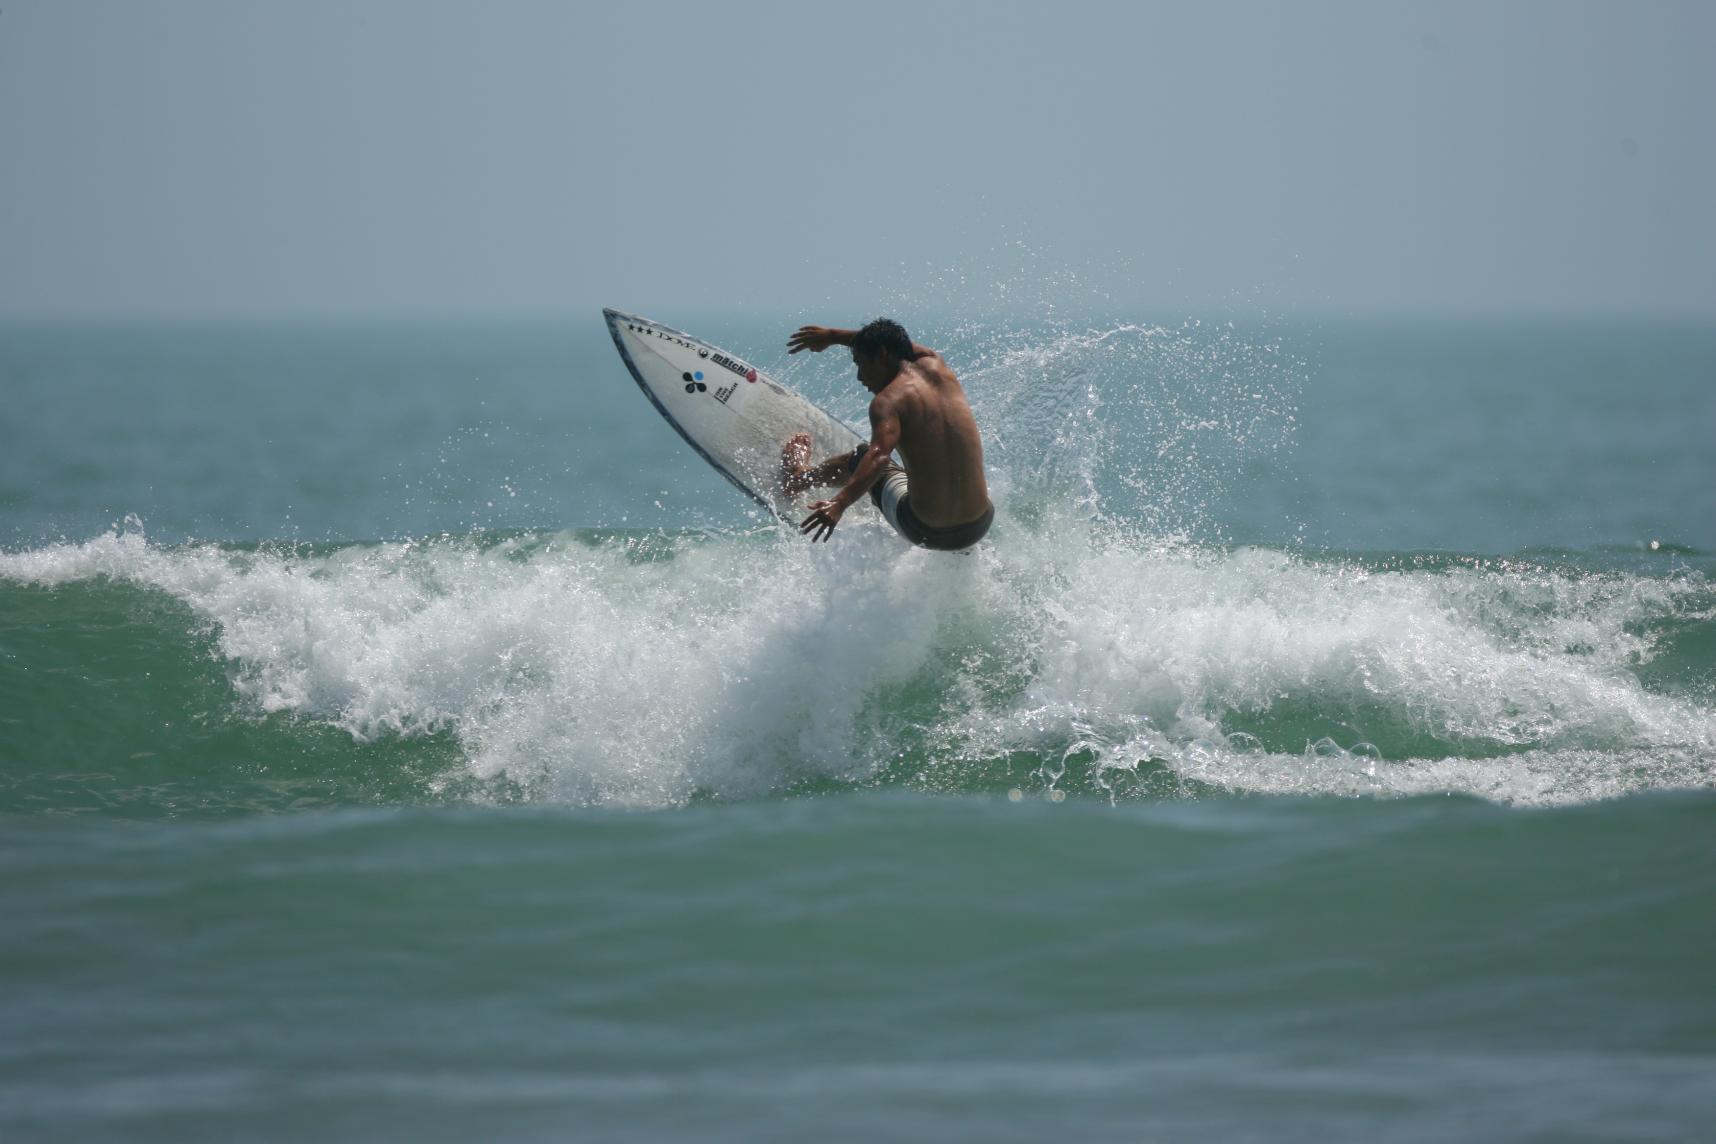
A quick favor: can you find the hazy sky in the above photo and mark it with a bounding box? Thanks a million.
[2,0,1711,320]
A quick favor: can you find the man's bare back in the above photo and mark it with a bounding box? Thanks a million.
[783,318,992,549]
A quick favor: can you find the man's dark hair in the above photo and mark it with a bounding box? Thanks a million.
[852,318,916,360]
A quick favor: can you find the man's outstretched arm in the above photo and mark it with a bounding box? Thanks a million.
[789,325,939,361]
[787,326,856,354]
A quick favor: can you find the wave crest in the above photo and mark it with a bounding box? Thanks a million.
[4,514,1711,810]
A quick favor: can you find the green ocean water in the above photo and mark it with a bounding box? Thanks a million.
[3,316,1714,1139]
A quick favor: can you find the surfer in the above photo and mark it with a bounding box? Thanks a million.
[782,319,993,550]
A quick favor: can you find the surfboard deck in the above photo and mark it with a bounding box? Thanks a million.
[603,309,864,521]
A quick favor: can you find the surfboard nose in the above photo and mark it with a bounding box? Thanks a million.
[603,308,653,353]
[606,307,671,345]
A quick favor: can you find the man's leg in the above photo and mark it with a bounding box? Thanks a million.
[781,433,862,496]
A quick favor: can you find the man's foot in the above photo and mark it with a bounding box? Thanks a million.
[780,433,813,495]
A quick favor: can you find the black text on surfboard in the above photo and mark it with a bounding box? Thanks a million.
[710,352,758,383]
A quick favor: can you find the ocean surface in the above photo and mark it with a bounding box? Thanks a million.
[2,314,1713,1140]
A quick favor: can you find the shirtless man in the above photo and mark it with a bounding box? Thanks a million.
[781,318,992,550]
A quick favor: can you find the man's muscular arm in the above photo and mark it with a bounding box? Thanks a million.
[799,396,903,542]
[836,399,903,509]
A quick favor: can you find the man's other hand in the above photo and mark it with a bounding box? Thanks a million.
[800,499,845,541]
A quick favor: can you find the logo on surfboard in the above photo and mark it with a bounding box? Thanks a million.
[710,352,758,383]
[681,371,706,394]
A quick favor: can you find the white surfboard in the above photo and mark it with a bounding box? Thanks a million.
[603,308,865,520]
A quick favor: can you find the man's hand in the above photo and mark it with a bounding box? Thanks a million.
[787,326,845,355]
[800,499,845,542]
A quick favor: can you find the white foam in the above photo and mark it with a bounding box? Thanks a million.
[4,510,1711,809]
[1,517,985,806]
[935,530,1716,806]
